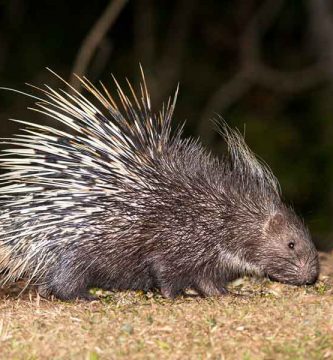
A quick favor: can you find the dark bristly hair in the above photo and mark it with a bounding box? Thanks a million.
[0,67,319,300]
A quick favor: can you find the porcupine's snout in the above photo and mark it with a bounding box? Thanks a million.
[289,244,320,286]
[267,252,319,286]
[298,255,319,285]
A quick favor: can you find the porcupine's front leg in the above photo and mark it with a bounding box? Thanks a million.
[150,260,185,298]
[159,285,185,299]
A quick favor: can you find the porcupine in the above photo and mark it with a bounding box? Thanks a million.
[0,68,319,301]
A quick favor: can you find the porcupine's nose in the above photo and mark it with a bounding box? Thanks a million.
[300,261,319,285]
[295,250,319,285]
[304,274,318,285]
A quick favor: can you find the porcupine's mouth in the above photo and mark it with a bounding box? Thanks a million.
[267,274,317,286]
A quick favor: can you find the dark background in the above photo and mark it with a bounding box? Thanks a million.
[0,0,332,249]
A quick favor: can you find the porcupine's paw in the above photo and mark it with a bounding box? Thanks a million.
[193,280,229,297]
[51,280,97,301]
[160,285,184,299]
[38,283,97,301]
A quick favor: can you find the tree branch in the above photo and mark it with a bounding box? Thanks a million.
[198,71,252,144]
[308,0,333,77]
[199,0,327,144]
[134,0,155,68]
[253,64,326,92]
[70,0,128,90]
[151,0,197,105]
[240,0,285,66]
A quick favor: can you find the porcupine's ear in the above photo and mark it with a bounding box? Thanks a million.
[213,118,281,198]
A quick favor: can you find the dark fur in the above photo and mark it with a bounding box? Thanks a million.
[34,141,318,300]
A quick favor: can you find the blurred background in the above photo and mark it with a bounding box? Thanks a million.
[0,0,332,249]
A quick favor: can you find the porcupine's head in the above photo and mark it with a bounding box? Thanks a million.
[218,123,319,286]
[260,206,319,285]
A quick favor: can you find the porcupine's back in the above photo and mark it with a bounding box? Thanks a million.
[0,68,318,300]
[0,68,182,289]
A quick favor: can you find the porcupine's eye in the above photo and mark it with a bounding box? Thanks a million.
[288,242,295,249]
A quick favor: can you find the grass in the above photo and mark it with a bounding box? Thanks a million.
[1,252,333,360]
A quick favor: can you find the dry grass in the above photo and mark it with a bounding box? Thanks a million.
[1,252,333,360]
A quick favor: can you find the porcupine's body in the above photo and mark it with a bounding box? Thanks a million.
[0,69,319,300]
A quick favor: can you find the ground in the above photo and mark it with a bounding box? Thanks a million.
[0,252,333,360]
